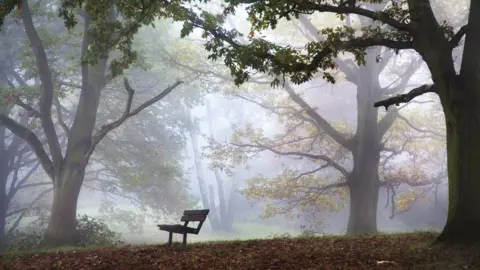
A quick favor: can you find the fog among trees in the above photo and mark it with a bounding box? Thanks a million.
[0,0,477,257]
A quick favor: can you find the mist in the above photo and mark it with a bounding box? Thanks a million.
[0,0,466,257]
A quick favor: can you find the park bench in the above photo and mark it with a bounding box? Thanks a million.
[157,209,210,246]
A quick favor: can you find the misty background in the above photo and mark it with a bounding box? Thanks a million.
[0,0,463,249]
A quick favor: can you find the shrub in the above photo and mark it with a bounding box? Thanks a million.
[75,214,124,247]
[5,214,124,252]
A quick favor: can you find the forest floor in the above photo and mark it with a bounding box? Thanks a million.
[1,232,479,269]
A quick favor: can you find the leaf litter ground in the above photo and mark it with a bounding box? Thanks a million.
[1,232,479,269]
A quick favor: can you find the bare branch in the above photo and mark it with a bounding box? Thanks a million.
[7,161,40,203]
[232,141,349,177]
[86,78,183,159]
[6,187,53,235]
[397,114,445,138]
[283,82,353,150]
[58,80,82,89]
[374,84,437,110]
[0,114,53,178]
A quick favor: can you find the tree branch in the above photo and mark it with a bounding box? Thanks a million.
[6,187,54,235]
[377,106,398,139]
[283,82,353,150]
[449,24,468,48]
[397,114,445,138]
[380,57,423,98]
[0,114,53,178]
[238,0,413,32]
[187,13,413,83]
[19,0,63,167]
[7,165,46,205]
[374,84,437,110]
[296,15,357,79]
[232,141,349,177]
[58,80,82,89]
[0,70,41,118]
[86,78,183,159]
[53,95,70,135]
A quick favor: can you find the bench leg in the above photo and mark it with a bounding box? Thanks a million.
[168,232,173,246]
[183,233,187,246]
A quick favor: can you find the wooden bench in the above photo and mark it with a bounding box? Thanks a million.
[157,209,209,246]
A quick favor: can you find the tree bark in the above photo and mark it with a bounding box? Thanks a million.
[346,67,383,234]
[436,84,480,243]
[346,164,380,234]
[346,134,381,234]
[40,165,85,248]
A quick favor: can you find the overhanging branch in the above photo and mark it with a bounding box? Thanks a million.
[236,0,413,32]
[187,12,413,83]
[374,84,437,110]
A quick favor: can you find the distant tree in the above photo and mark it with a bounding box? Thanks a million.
[159,0,478,244]
[0,9,67,250]
[160,9,441,234]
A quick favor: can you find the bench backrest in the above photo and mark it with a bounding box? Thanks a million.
[181,209,209,234]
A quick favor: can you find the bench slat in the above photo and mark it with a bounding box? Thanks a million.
[181,214,207,222]
[183,209,209,216]
[158,224,197,234]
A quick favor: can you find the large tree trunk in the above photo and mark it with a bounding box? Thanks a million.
[436,86,480,243]
[346,68,382,234]
[40,166,85,248]
[346,155,381,234]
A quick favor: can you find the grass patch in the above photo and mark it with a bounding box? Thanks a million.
[1,232,479,269]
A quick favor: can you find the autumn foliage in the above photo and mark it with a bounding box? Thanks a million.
[1,233,479,269]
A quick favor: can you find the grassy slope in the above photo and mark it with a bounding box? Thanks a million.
[1,232,480,269]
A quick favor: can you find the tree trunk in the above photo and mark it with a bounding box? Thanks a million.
[436,88,480,243]
[223,180,238,232]
[205,100,230,232]
[186,113,221,231]
[346,69,382,234]
[208,184,222,231]
[40,166,85,248]
[346,166,380,234]
[0,173,6,253]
